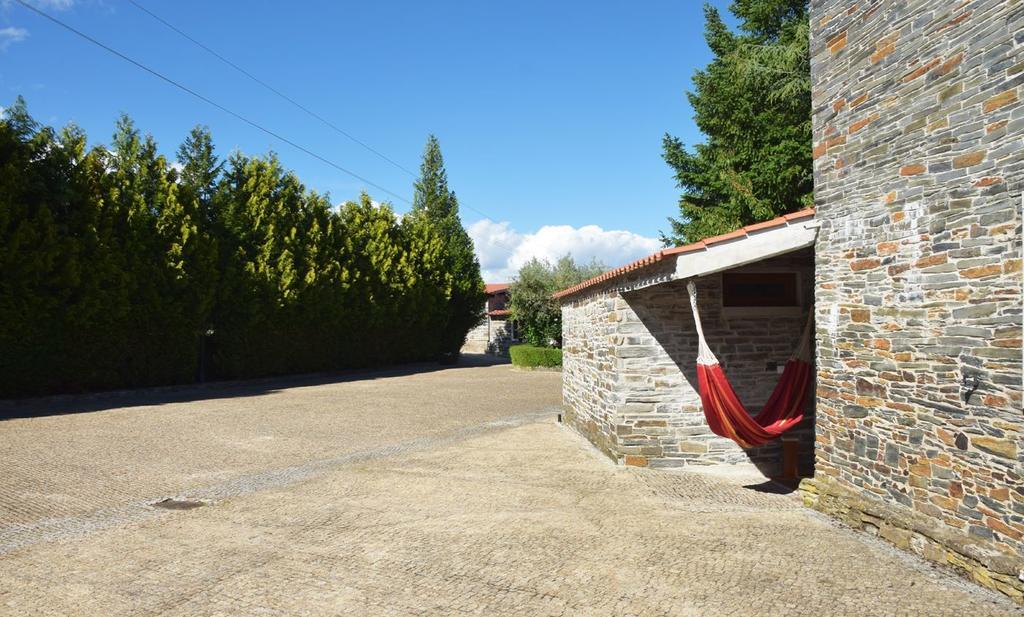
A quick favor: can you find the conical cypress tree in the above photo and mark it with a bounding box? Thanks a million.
[410,135,484,356]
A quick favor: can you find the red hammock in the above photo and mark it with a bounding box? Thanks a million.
[687,281,813,449]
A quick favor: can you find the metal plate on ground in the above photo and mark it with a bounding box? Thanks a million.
[151,498,205,510]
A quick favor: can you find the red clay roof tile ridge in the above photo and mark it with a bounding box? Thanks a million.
[552,208,815,300]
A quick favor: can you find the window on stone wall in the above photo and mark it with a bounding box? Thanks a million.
[722,272,800,308]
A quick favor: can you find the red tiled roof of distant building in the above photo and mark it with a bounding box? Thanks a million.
[485,283,510,294]
[488,309,511,317]
[553,208,816,300]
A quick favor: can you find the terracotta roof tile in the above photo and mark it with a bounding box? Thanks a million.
[485,283,510,294]
[702,228,748,246]
[743,217,790,233]
[553,208,815,300]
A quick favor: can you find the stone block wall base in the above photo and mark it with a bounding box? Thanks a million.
[799,476,1024,604]
[563,407,619,464]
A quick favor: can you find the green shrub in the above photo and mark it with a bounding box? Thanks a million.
[509,344,562,368]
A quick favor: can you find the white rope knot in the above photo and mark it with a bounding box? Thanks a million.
[687,280,720,366]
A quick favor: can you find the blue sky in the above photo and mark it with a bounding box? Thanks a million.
[1,0,733,280]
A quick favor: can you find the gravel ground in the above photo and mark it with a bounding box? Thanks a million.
[0,358,1016,616]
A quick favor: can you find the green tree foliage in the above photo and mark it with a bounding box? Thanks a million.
[407,135,485,354]
[509,256,605,347]
[0,100,466,397]
[662,0,811,245]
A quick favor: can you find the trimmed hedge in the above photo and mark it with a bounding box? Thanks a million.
[0,99,481,397]
[509,344,562,368]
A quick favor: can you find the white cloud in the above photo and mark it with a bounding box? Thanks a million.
[0,26,28,51]
[469,219,523,277]
[468,219,662,283]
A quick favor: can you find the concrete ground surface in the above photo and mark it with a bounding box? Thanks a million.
[0,358,1017,616]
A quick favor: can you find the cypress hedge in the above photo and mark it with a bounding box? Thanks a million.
[0,98,481,397]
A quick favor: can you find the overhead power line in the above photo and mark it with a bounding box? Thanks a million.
[16,0,522,259]
[123,0,517,243]
[14,0,412,205]
[125,0,419,178]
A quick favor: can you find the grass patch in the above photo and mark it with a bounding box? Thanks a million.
[509,344,562,368]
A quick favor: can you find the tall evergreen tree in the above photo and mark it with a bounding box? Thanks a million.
[662,0,811,244]
[410,135,484,356]
[173,126,220,344]
[104,116,203,385]
[176,126,222,224]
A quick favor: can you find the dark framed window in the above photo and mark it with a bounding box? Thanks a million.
[722,272,799,307]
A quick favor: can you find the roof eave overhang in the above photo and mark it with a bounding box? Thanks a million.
[555,210,818,302]
[673,218,819,281]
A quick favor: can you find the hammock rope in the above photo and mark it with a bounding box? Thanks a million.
[686,280,813,449]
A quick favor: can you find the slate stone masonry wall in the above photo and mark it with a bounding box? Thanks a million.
[808,0,1023,599]
[561,250,815,473]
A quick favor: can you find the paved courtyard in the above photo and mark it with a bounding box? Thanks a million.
[0,358,1017,616]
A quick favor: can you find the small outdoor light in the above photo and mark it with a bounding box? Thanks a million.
[198,327,215,383]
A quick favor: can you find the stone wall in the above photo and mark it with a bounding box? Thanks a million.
[462,320,491,354]
[809,0,1023,597]
[461,317,514,356]
[561,249,815,472]
[486,318,514,356]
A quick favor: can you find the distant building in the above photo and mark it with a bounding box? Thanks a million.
[462,283,518,355]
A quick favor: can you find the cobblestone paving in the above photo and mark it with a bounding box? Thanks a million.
[0,358,558,535]
[0,362,1018,616]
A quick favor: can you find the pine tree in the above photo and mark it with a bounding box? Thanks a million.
[662,1,811,244]
[410,135,484,356]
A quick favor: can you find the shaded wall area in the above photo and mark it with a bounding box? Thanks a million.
[562,249,814,474]
[461,317,514,356]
